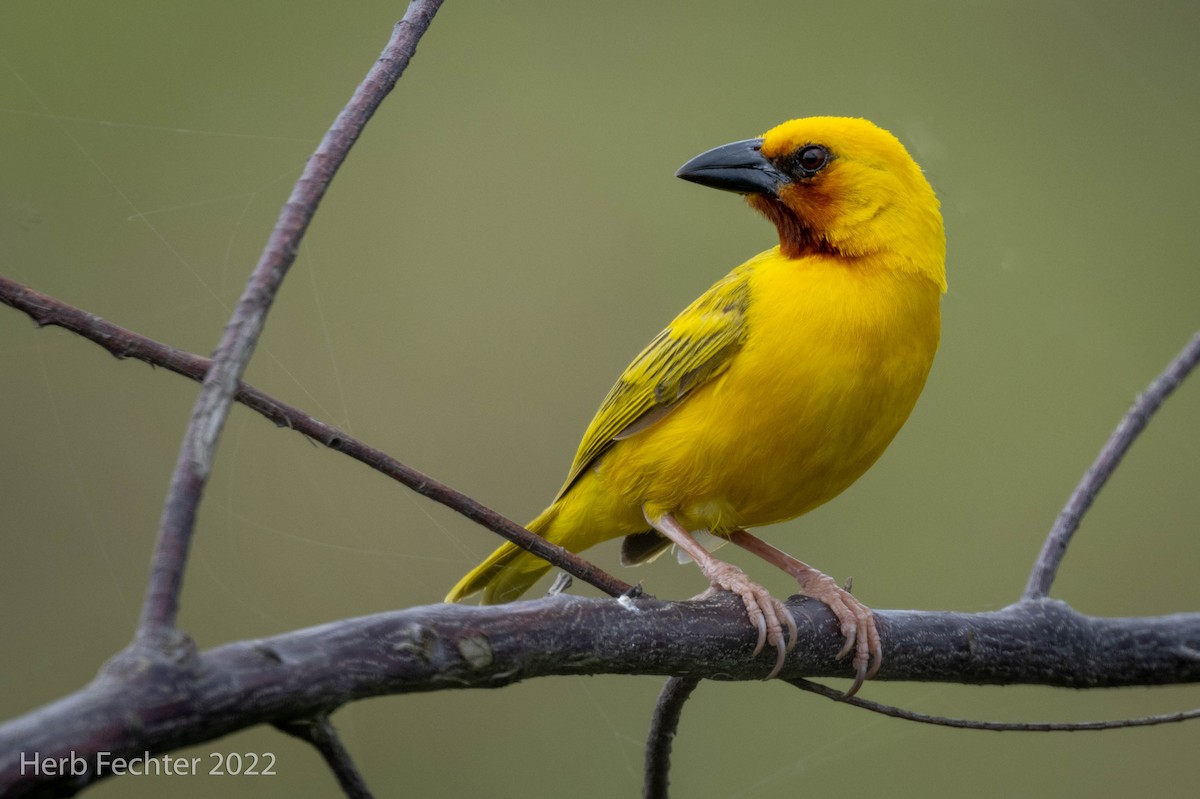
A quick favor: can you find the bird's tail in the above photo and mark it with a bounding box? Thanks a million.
[444,506,559,604]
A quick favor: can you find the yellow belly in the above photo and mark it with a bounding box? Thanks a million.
[564,252,941,539]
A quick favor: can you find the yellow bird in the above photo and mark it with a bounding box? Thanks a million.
[447,116,945,689]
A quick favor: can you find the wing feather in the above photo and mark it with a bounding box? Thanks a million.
[553,266,752,501]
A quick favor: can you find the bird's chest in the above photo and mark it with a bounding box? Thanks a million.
[672,264,940,527]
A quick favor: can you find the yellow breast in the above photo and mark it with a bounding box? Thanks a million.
[597,246,941,533]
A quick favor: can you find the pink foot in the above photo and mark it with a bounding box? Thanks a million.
[694,559,798,679]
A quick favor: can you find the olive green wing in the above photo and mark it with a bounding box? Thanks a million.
[553,266,752,501]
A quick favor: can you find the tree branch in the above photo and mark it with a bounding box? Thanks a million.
[135,0,444,643]
[787,677,1200,731]
[0,274,632,600]
[1023,329,1200,600]
[2,5,1196,794]
[2,593,1198,796]
[4,282,1199,796]
[644,676,701,799]
[276,717,372,799]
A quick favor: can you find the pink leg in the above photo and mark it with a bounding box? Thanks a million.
[727,529,881,698]
[644,510,797,679]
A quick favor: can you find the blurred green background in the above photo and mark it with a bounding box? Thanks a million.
[2,1,1198,796]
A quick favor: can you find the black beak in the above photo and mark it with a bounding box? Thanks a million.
[675,137,787,196]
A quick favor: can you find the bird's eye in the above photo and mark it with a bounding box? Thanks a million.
[794,145,829,175]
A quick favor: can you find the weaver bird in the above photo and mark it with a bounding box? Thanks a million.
[447,117,945,691]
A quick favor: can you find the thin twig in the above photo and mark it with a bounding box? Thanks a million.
[0,275,632,599]
[788,678,1200,731]
[643,675,701,799]
[1023,330,1200,600]
[277,717,373,799]
[135,0,443,641]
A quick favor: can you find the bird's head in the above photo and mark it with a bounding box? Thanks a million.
[677,116,946,290]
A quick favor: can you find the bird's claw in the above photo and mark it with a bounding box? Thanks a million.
[795,569,880,698]
[696,561,797,679]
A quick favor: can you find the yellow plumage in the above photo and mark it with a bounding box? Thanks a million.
[447,117,945,681]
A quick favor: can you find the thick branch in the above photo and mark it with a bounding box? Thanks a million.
[2,594,1198,796]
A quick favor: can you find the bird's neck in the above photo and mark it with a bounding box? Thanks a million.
[749,195,837,259]
[748,195,947,292]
